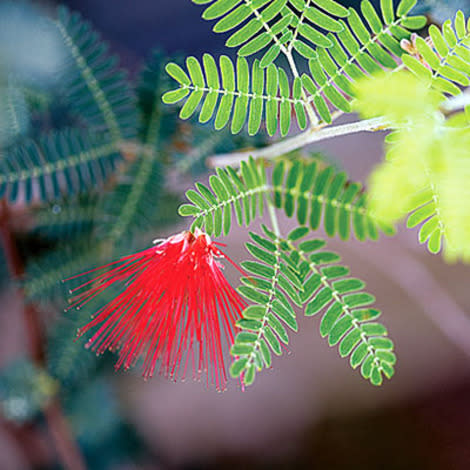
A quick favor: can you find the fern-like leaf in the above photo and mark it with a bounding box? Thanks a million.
[163,55,311,136]
[54,6,138,141]
[404,178,445,255]
[166,1,426,130]
[95,51,174,246]
[285,0,350,57]
[403,130,470,262]
[230,230,302,385]
[403,10,470,98]
[300,0,426,122]
[0,128,122,204]
[96,155,163,247]
[231,225,395,386]
[138,50,177,147]
[272,158,395,240]
[279,227,395,386]
[355,68,470,261]
[193,0,293,66]
[179,156,269,236]
[180,157,394,240]
[0,83,30,148]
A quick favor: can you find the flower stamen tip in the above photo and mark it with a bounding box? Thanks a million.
[66,230,246,391]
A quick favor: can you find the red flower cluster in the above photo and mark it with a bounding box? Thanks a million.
[67,229,245,391]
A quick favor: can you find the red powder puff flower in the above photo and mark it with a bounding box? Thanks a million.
[66,229,245,391]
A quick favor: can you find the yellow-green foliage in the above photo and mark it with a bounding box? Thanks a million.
[437,124,470,262]
[353,72,444,122]
[355,71,470,262]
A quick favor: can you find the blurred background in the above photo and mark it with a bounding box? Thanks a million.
[0,0,469,469]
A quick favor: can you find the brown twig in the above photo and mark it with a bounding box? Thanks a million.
[0,200,87,470]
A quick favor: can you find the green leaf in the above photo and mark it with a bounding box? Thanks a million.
[162,88,190,104]
[328,315,353,345]
[165,63,191,85]
[267,313,289,344]
[242,305,267,320]
[230,230,306,385]
[264,326,282,355]
[306,287,333,316]
[246,242,277,265]
[281,236,395,386]
[404,15,470,99]
[0,129,122,204]
[339,329,362,357]
[380,0,394,24]
[397,0,417,17]
[287,226,309,241]
[237,318,263,331]
[56,6,138,141]
[165,53,314,134]
[236,332,258,343]
[179,158,268,235]
[274,159,389,241]
[231,343,253,355]
[319,302,343,335]
[296,0,423,124]
[194,0,290,63]
[230,358,249,377]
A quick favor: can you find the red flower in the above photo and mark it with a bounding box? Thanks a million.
[67,229,245,391]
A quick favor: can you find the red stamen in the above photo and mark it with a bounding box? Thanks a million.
[66,230,245,391]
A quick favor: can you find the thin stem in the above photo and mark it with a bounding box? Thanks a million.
[441,87,470,114]
[266,195,281,237]
[244,0,288,56]
[178,83,304,106]
[286,0,311,54]
[0,201,87,470]
[205,61,423,170]
[207,116,388,168]
[284,50,319,126]
[43,402,88,470]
